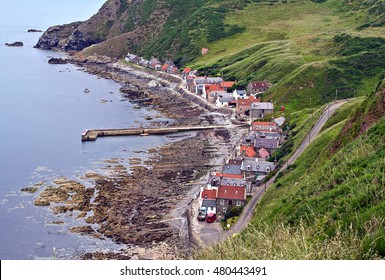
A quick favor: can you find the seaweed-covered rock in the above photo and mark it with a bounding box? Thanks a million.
[5,42,23,47]
[48,57,68,64]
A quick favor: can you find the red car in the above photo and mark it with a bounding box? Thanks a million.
[206,213,216,223]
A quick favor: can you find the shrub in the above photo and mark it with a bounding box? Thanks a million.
[225,206,244,220]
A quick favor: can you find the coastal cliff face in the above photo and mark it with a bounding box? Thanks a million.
[35,22,82,50]
[35,0,245,63]
[35,0,120,51]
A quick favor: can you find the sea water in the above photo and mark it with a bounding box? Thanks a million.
[0,0,171,259]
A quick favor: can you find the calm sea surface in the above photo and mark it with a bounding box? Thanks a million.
[0,0,172,259]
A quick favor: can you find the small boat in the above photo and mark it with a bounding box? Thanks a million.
[140,133,149,136]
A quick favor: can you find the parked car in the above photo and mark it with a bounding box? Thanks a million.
[206,213,216,223]
[197,212,207,221]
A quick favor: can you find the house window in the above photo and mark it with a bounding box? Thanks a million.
[220,199,225,205]
[236,200,242,206]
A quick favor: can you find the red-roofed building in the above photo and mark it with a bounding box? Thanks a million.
[247,81,272,95]
[240,145,257,158]
[251,121,279,132]
[182,68,192,78]
[207,172,244,189]
[201,189,217,200]
[203,84,226,101]
[258,147,270,160]
[161,64,169,72]
[216,186,246,214]
[167,66,179,75]
[199,189,217,214]
[236,95,261,116]
[201,199,216,214]
[185,75,196,92]
[221,81,236,91]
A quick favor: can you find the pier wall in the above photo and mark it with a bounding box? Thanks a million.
[81,125,234,142]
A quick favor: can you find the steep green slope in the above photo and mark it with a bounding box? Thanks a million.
[191,0,385,111]
[198,81,385,259]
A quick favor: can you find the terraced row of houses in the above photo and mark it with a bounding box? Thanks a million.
[182,69,274,121]
[198,117,285,218]
[125,53,180,74]
[125,52,274,122]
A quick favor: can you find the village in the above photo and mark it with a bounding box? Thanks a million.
[125,52,286,229]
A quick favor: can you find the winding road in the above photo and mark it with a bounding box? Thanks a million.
[194,100,350,245]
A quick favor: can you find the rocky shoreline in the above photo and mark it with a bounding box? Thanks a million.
[31,53,241,259]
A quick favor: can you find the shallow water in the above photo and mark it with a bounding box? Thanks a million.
[0,2,174,259]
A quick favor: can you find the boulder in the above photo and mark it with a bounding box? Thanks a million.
[21,187,38,193]
[34,198,50,207]
[5,42,23,47]
[27,29,42,33]
[69,226,95,235]
[48,57,68,64]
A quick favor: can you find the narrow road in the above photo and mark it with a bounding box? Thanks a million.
[200,100,350,245]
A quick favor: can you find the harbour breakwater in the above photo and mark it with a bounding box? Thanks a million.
[81,125,247,141]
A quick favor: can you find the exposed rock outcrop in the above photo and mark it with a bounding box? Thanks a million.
[21,187,38,193]
[27,29,42,33]
[5,42,23,47]
[48,57,68,64]
[34,22,81,50]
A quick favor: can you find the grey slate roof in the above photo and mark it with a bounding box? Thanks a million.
[255,131,280,139]
[254,138,279,149]
[241,158,276,173]
[251,102,274,110]
[274,116,286,127]
[202,199,217,208]
[219,97,236,103]
[222,164,242,175]
[206,77,223,84]
[242,133,256,146]
[220,177,246,187]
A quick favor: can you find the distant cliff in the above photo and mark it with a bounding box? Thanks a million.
[35,0,246,64]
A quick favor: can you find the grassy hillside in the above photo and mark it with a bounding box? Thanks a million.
[189,0,385,111]
[197,82,385,259]
[80,0,248,63]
